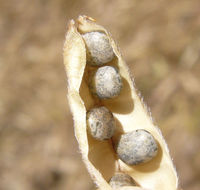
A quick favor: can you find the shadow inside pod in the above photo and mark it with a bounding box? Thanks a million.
[111,117,125,150]
[79,64,102,111]
[81,55,134,114]
[102,78,134,114]
[87,133,117,181]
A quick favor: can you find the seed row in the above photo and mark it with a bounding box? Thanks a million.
[82,31,158,188]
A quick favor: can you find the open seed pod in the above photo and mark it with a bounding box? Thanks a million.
[63,15,179,190]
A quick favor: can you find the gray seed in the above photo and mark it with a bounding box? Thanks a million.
[89,66,123,99]
[86,106,115,140]
[109,173,136,189]
[116,129,158,165]
[82,32,115,66]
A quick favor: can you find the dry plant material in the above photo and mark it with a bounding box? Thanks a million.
[63,15,179,190]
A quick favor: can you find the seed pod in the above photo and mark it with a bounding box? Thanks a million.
[63,15,179,190]
[87,106,115,140]
[82,31,115,66]
[116,130,158,165]
[89,66,123,99]
[109,173,136,189]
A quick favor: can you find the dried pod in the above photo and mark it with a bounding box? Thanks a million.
[87,106,115,140]
[63,15,179,190]
[109,173,136,189]
[116,130,158,165]
[89,66,123,99]
[82,31,115,66]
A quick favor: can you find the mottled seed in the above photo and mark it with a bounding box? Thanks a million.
[109,173,136,189]
[82,32,115,66]
[89,66,123,99]
[116,129,158,165]
[86,106,115,140]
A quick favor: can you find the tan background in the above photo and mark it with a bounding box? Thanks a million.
[0,0,200,190]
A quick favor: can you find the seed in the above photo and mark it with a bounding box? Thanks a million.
[116,129,158,165]
[82,32,115,66]
[89,66,123,99]
[109,173,136,188]
[86,106,115,140]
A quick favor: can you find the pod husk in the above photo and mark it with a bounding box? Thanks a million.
[63,15,179,190]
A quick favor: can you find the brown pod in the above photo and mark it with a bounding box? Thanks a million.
[63,15,179,190]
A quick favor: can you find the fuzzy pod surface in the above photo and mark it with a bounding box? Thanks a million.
[63,15,179,190]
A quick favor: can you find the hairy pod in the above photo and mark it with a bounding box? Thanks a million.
[63,15,179,190]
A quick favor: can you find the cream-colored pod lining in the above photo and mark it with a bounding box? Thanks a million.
[63,16,179,190]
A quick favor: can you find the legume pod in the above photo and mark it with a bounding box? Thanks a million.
[63,15,179,190]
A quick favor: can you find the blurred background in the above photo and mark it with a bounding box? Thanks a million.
[0,0,200,190]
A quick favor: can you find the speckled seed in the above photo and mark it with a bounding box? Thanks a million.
[82,32,115,66]
[109,173,136,189]
[89,66,123,99]
[116,129,158,165]
[86,106,115,140]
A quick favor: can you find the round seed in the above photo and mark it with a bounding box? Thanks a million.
[89,66,123,99]
[82,32,115,66]
[109,173,136,188]
[116,129,158,165]
[86,106,115,140]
